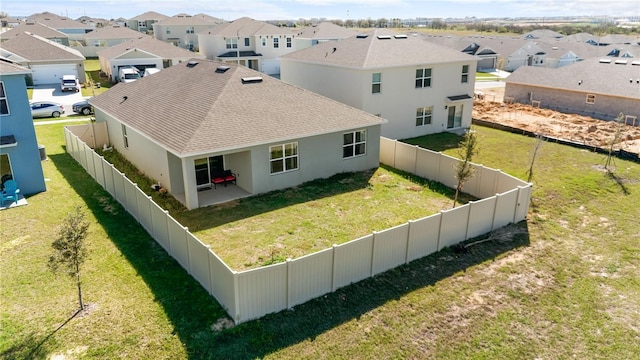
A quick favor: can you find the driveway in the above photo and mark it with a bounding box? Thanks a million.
[31,84,86,117]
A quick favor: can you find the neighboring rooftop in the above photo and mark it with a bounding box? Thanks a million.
[0,58,32,75]
[96,36,201,59]
[84,25,151,40]
[506,57,640,99]
[294,22,361,39]
[128,11,169,21]
[154,13,224,26]
[282,29,476,68]
[0,22,68,40]
[89,59,385,157]
[1,32,84,61]
[200,17,294,37]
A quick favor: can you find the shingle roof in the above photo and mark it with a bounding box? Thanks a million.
[26,12,90,29]
[96,36,202,60]
[84,25,151,40]
[155,14,224,26]
[282,29,475,69]
[0,22,68,40]
[90,59,385,157]
[506,57,640,99]
[0,59,32,75]
[200,17,294,37]
[128,11,169,21]
[1,32,84,61]
[293,22,360,40]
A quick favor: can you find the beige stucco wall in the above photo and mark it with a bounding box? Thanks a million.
[505,83,640,121]
[281,59,476,140]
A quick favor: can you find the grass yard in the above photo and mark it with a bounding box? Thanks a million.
[82,58,113,97]
[177,166,470,269]
[1,124,639,359]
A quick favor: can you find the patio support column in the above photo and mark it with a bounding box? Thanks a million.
[181,157,198,210]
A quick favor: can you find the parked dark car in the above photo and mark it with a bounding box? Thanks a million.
[30,101,64,118]
[72,99,94,116]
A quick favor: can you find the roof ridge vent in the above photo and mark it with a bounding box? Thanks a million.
[599,59,611,63]
[241,76,262,84]
[186,60,199,68]
[377,35,392,40]
[394,34,407,39]
[216,65,230,73]
[356,34,368,39]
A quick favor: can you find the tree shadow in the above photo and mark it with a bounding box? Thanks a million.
[2,309,80,360]
[606,170,630,195]
[201,221,531,359]
[49,150,529,359]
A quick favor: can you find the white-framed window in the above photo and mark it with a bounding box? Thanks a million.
[343,130,366,158]
[461,64,469,83]
[270,142,298,174]
[415,68,431,88]
[286,37,292,48]
[186,26,194,34]
[273,37,279,48]
[416,106,432,126]
[244,37,250,46]
[166,27,171,34]
[122,124,129,149]
[226,38,237,49]
[372,73,381,94]
[138,21,145,28]
[586,94,595,104]
[261,37,266,47]
[0,82,9,116]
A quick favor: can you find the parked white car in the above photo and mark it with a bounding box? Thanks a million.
[143,68,160,77]
[61,75,80,92]
[118,67,140,83]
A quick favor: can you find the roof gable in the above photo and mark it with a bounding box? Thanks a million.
[90,60,384,157]
[1,32,84,61]
[96,36,201,60]
[0,22,68,40]
[129,11,169,21]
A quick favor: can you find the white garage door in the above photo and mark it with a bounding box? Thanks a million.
[260,59,280,75]
[31,64,78,85]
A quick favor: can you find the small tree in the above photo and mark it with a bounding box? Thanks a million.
[605,112,625,172]
[526,132,544,183]
[453,129,479,208]
[48,206,90,311]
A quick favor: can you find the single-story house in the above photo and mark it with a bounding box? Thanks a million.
[504,57,640,122]
[0,32,86,85]
[89,59,385,209]
[0,59,47,199]
[26,12,93,41]
[96,36,203,82]
[0,21,70,46]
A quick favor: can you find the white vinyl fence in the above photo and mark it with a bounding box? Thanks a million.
[65,126,532,324]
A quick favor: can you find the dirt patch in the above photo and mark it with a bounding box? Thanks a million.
[473,89,640,155]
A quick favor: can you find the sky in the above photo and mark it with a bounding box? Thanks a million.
[1,0,639,21]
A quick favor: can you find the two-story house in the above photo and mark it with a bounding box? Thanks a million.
[126,11,169,35]
[198,17,298,76]
[293,22,360,50]
[0,59,47,203]
[281,29,477,140]
[152,13,224,52]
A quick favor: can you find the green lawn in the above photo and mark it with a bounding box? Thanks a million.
[1,124,639,359]
[82,58,113,97]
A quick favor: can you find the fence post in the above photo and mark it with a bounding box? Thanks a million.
[184,226,192,274]
[233,271,240,324]
[164,210,172,254]
[331,244,338,292]
[286,258,292,310]
[465,201,474,240]
[437,210,444,251]
[206,245,213,295]
[405,220,414,264]
[370,231,378,276]
[491,194,499,231]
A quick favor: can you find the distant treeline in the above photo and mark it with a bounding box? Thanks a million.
[293,18,639,36]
